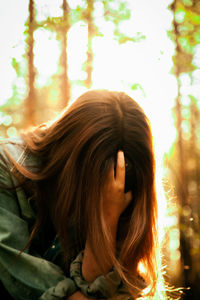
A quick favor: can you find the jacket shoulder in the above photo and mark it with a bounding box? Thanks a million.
[0,136,39,171]
[0,136,26,169]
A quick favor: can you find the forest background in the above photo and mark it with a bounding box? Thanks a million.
[0,0,200,299]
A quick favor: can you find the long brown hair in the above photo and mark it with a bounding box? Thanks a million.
[9,90,164,298]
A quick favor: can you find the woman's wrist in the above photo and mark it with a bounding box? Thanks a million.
[82,229,116,283]
[102,202,121,220]
[103,209,120,230]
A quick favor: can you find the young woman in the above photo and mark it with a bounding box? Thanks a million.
[0,90,164,300]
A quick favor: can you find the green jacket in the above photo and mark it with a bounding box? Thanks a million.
[0,137,134,300]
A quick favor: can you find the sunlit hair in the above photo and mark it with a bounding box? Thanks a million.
[9,90,166,298]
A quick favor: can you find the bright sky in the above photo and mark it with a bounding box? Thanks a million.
[0,0,177,158]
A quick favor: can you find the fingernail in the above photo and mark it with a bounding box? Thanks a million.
[118,151,124,168]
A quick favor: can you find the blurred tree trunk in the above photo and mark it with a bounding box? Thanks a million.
[26,0,36,126]
[85,0,94,88]
[171,0,192,292]
[188,95,200,293]
[60,0,70,108]
[169,0,200,297]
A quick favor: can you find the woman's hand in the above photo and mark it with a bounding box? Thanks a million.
[81,151,132,283]
[67,291,97,300]
[102,151,132,222]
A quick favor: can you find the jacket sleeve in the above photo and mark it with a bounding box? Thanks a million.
[70,251,134,300]
[0,158,77,300]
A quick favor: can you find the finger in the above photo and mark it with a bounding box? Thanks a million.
[115,150,125,188]
[107,160,115,183]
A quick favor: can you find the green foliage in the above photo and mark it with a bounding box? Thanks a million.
[114,29,145,44]
[101,0,145,44]
[183,0,193,6]
[70,5,86,25]
[170,0,200,74]
[11,58,21,77]
[131,83,145,96]
[102,0,131,22]
[37,16,70,32]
